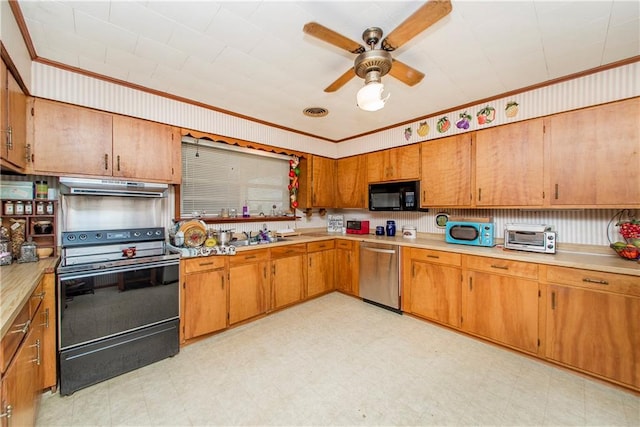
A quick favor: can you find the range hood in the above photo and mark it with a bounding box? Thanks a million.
[59,177,168,198]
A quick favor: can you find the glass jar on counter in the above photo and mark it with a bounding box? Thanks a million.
[18,237,38,263]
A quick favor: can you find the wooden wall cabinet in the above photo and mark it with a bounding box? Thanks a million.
[546,97,640,207]
[367,144,420,183]
[181,257,227,341]
[475,118,544,207]
[462,256,540,354]
[335,239,359,296]
[544,266,640,390]
[270,244,307,310]
[297,155,336,209]
[306,240,335,298]
[420,134,472,208]
[402,248,462,328]
[30,99,181,183]
[335,155,367,208]
[228,250,270,325]
[1,61,28,172]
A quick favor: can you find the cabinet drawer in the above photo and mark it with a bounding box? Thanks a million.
[29,280,45,318]
[183,256,225,273]
[465,255,538,280]
[408,248,461,266]
[307,240,335,252]
[335,239,354,250]
[546,266,640,297]
[0,300,31,374]
[228,249,269,266]
[270,244,306,259]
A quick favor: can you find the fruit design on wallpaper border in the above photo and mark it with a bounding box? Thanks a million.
[455,111,472,130]
[477,106,496,125]
[288,156,300,209]
[404,127,412,141]
[505,101,519,118]
[436,116,451,133]
[417,121,430,137]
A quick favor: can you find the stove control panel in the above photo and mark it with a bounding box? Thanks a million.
[62,227,165,247]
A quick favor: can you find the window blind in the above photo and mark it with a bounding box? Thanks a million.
[181,142,290,217]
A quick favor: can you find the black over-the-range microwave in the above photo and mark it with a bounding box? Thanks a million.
[369,180,422,211]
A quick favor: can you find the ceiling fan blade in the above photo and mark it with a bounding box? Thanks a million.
[389,60,425,86]
[303,22,365,54]
[324,68,356,92]
[381,0,452,51]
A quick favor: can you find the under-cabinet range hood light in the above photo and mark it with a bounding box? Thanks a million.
[59,177,168,198]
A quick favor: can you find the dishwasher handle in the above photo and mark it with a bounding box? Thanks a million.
[361,247,397,255]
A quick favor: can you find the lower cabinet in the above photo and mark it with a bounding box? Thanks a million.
[306,240,335,298]
[228,250,270,325]
[461,256,540,354]
[1,280,47,427]
[271,244,307,310]
[402,248,462,328]
[544,266,640,390]
[335,239,358,296]
[182,257,227,341]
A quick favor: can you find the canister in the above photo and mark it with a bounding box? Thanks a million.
[24,202,32,215]
[402,225,417,239]
[35,181,48,199]
[3,201,14,216]
[36,201,45,215]
[386,220,396,237]
[46,202,54,214]
[14,201,24,215]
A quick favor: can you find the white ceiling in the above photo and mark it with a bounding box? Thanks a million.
[16,0,640,142]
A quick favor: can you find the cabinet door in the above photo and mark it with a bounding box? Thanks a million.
[307,249,334,297]
[336,245,359,296]
[229,261,269,325]
[336,156,367,208]
[272,255,305,309]
[311,156,336,208]
[32,99,113,175]
[0,327,40,427]
[39,273,56,390]
[183,269,227,340]
[2,70,27,170]
[548,98,640,206]
[409,260,461,328]
[546,285,640,389]
[462,271,539,354]
[368,145,420,183]
[420,134,472,207]
[475,119,544,206]
[112,115,179,183]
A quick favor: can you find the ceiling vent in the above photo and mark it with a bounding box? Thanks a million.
[303,107,329,118]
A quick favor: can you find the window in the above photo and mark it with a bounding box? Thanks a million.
[181,139,291,217]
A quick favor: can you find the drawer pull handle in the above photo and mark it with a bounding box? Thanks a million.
[582,278,608,285]
[11,319,31,335]
[427,255,440,259]
[244,255,257,260]
[33,291,46,300]
[490,264,509,270]
[30,339,41,365]
[551,291,556,310]
[198,262,214,266]
[41,308,50,329]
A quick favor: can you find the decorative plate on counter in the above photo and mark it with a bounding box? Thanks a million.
[179,220,207,247]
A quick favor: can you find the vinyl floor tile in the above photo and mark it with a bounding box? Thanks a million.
[37,292,639,426]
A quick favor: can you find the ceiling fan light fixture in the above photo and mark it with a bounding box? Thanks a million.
[357,81,389,112]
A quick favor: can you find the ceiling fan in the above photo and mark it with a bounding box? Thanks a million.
[303,0,452,111]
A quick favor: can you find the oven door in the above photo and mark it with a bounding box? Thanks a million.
[58,259,179,350]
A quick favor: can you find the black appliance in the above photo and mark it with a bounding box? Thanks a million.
[57,227,180,395]
[369,180,420,211]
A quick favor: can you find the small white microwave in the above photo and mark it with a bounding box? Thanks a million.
[504,224,556,254]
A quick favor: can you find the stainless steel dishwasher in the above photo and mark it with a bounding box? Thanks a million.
[359,241,401,312]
